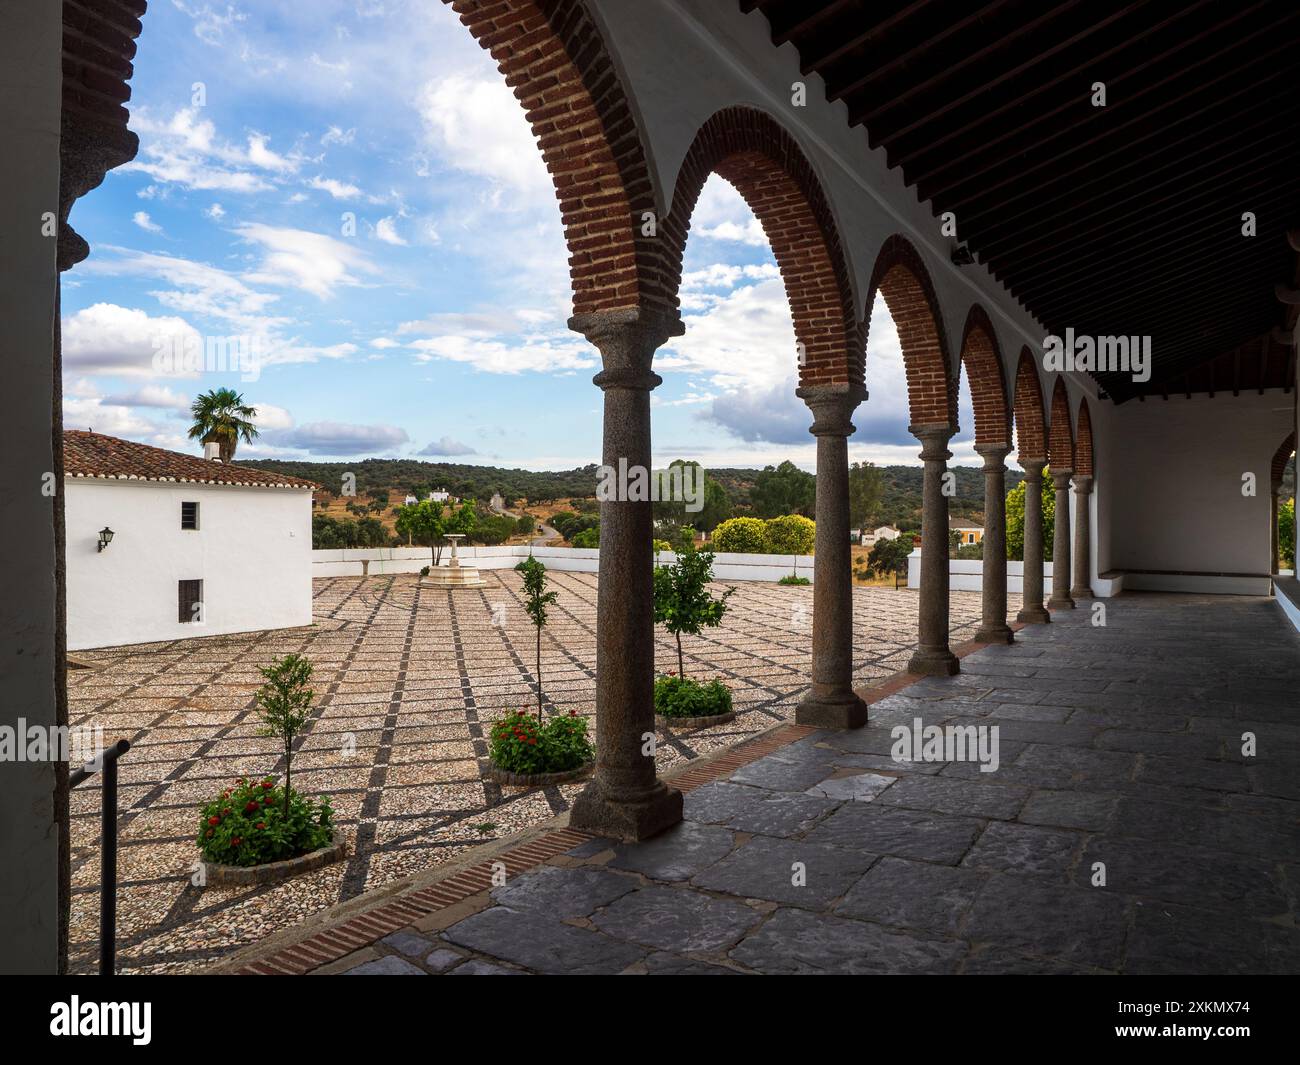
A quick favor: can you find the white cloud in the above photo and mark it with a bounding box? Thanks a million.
[62,303,203,377]
[101,384,191,410]
[416,436,477,457]
[123,107,302,193]
[409,333,595,375]
[321,125,356,146]
[307,175,362,200]
[418,73,550,201]
[276,421,409,455]
[374,216,407,245]
[689,178,769,246]
[236,223,377,299]
[205,203,225,220]
[132,211,163,234]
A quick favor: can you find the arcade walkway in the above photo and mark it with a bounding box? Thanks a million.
[234,593,1300,975]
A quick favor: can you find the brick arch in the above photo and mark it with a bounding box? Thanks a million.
[661,107,859,387]
[867,235,955,428]
[1048,378,1075,473]
[448,0,668,317]
[1075,398,1094,477]
[1272,431,1296,488]
[1012,348,1047,463]
[957,304,1011,446]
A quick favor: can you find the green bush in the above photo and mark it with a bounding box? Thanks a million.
[488,709,593,775]
[197,777,333,867]
[713,516,771,553]
[778,574,810,585]
[571,526,599,548]
[652,538,672,553]
[765,514,816,554]
[654,675,733,719]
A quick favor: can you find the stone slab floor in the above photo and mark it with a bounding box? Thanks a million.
[332,593,1300,975]
[67,572,981,974]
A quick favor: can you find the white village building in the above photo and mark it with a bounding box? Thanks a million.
[64,431,317,650]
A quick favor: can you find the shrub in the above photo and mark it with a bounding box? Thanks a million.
[571,526,599,548]
[515,555,558,721]
[488,709,593,775]
[765,514,815,554]
[197,777,333,867]
[654,675,732,719]
[713,516,771,553]
[420,565,430,577]
[778,574,810,585]
[652,538,672,553]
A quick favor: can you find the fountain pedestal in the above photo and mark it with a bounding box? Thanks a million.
[422,534,486,588]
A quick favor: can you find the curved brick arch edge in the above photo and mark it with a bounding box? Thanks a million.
[958,303,1012,446]
[1075,397,1095,478]
[448,0,670,317]
[661,106,861,389]
[1012,347,1048,464]
[867,235,956,431]
[1271,431,1296,488]
[1048,377,1075,473]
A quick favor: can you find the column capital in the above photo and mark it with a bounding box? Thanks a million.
[910,423,954,462]
[1051,469,1074,489]
[570,308,683,392]
[59,112,139,273]
[796,383,867,437]
[1071,474,1094,494]
[974,442,1012,466]
[1019,456,1047,477]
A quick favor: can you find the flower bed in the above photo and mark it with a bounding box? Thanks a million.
[486,709,594,784]
[197,777,335,872]
[653,674,735,729]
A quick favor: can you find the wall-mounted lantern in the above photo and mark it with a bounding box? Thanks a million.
[97,527,115,553]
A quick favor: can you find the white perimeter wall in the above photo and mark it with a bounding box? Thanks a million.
[1104,392,1293,595]
[313,545,814,584]
[67,481,312,649]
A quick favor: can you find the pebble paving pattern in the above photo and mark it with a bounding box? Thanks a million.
[67,571,981,973]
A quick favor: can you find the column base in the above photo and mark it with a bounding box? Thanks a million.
[1047,595,1076,610]
[907,649,960,676]
[973,624,1014,644]
[568,778,683,842]
[1016,606,1051,624]
[796,691,868,729]
[1070,586,1094,600]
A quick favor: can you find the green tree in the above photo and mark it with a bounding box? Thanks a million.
[713,516,771,553]
[1280,497,1295,570]
[765,514,816,554]
[571,526,600,549]
[395,499,446,564]
[848,461,883,530]
[516,514,536,536]
[515,556,559,722]
[254,654,314,818]
[750,460,816,518]
[867,536,914,577]
[653,547,734,677]
[187,387,259,463]
[1005,467,1056,562]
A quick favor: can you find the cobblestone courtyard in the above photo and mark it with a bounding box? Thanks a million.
[67,572,981,974]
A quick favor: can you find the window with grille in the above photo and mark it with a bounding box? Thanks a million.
[181,501,199,530]
[178,579,203,623]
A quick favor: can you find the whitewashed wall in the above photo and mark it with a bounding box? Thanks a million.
[313,545,815,584]
[67,481,313,649]
[904,549,1121,597]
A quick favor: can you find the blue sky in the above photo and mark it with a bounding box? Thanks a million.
[63,0,979,471]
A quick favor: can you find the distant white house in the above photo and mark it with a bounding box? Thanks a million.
[429,488,451,503]
[64,431,317,650]
[859,524,901,546]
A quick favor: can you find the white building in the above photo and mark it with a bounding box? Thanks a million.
[64,431,317,650]
[429,489,450,503]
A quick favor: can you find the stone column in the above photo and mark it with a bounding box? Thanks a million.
[974,443,1013,643]
[1070,475,1093,599]
[1016,459,1050,623]
[909,425,959,675]
[1048,469,1075,610]
[796,384,868,728]
[567,308,684,842]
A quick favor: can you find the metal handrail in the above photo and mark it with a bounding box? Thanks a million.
[69,737,131,975]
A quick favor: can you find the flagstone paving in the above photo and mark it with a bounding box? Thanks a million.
[66,571,980,974]
[314,593,1300,975]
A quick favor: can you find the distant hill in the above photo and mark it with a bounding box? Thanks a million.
[243,455,1026,530]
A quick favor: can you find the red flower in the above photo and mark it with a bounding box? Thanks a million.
[231,836,241,846]
[569,709,577,716]
[262,781,273,790]
[264,797,273,806]
[245,800,259,813]
[222,808,232,817]
[256,822,266,830]
[207,815,220,827]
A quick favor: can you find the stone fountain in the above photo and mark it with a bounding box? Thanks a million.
[422,533,486,588]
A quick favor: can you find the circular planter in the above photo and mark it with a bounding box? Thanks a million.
[200,829,347,887]
[655,710,737,730]
[481,760,594,787]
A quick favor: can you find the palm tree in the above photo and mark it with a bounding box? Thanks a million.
[187,387,259,463]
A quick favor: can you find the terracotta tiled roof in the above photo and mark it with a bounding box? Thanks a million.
[64,431,318,490]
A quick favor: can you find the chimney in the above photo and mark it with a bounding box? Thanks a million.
[203,441,222,462]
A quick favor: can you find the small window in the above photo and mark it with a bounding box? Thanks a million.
[181,501,199,530]
[178,579,203,624]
